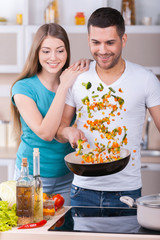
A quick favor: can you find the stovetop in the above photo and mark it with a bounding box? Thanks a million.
[48,207,160,235]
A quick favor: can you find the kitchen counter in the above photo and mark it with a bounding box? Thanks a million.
[0,207,160,240]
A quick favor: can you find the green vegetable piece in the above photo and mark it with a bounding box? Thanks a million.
[77,139,84,155]
[0,201,18,232]
[97,83,104,91]
[88,112,93,118]
[111,94,124,106]
[82,82,92,89]
[81,96,89,105]
[109,87,116,93]
[92,95,99,98]
[122,133,127,143]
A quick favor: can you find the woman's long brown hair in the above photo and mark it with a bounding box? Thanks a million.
[10,23,70,144]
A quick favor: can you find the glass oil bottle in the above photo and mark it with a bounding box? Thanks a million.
[16,158,33,225]
[33,148,43,222]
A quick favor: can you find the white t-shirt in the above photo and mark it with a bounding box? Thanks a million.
[65,60,160,191]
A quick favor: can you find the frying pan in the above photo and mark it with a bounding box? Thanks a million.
[64,148,130,176]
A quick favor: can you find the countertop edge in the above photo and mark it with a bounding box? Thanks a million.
[0,207,160,240]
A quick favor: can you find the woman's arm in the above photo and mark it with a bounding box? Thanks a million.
[13,60,90,141]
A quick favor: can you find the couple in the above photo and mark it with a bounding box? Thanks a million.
[11,7,160,207]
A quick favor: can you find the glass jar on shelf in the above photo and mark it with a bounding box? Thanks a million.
[75,12,85,25]
[121,0,136,25]
[44,0,59,24]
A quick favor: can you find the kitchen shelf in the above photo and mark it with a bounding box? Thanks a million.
[1,24,160,34]
[62,25,160,34]
[0,0,160,74]
[125,25,160,34]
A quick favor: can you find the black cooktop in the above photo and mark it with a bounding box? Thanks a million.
[48,207,160,235]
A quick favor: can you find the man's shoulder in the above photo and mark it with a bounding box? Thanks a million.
[12,75,40,96]
[126,61,158,84]
[76,60,96,80]
[126,60,150,73]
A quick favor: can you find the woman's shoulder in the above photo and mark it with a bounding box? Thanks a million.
[12,75,40,98]
[13,75,39,91]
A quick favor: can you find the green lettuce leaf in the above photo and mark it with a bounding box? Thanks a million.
[0,201,18,232]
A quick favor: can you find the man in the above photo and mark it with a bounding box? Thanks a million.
[56,7,160,207]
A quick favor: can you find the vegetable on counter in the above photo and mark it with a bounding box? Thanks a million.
[0,181,16,208]
[52,194,64,211]
[0,201,18,232]
[43,193,64,211]
[18,219,47,229]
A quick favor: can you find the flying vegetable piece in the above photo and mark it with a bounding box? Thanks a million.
[97,83,104,91]
[76,139,85,155]
[109,87,116,93]
[82,96,90,105]
[82,82,92,89]
[111,94,124,106]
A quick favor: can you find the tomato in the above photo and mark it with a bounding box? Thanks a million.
[52,194,64,210]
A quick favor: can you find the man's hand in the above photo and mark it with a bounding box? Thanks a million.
[63,127,87,149]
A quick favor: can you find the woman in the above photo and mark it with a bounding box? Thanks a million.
[11,23,90,205]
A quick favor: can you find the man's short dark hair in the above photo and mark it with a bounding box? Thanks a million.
[87,7,125,38]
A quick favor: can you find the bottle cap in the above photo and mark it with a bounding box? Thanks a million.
[22,158,27,167]
[75,12,85,17]
[33,148,39,153]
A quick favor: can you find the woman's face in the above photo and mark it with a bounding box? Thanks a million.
[39,36,67,74]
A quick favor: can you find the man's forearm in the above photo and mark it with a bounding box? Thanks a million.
[55,124,71,143]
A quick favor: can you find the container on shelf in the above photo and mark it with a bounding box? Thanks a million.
[75,12,85,25]
[16,14,23,25]
[142,16,152,26]
[44,0,59,24]
[121,0,136,25]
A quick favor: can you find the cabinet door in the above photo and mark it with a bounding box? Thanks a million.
[0,159,16,182]
[0,26,24,73]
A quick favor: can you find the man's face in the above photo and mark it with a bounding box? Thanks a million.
[88,26,127,70]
